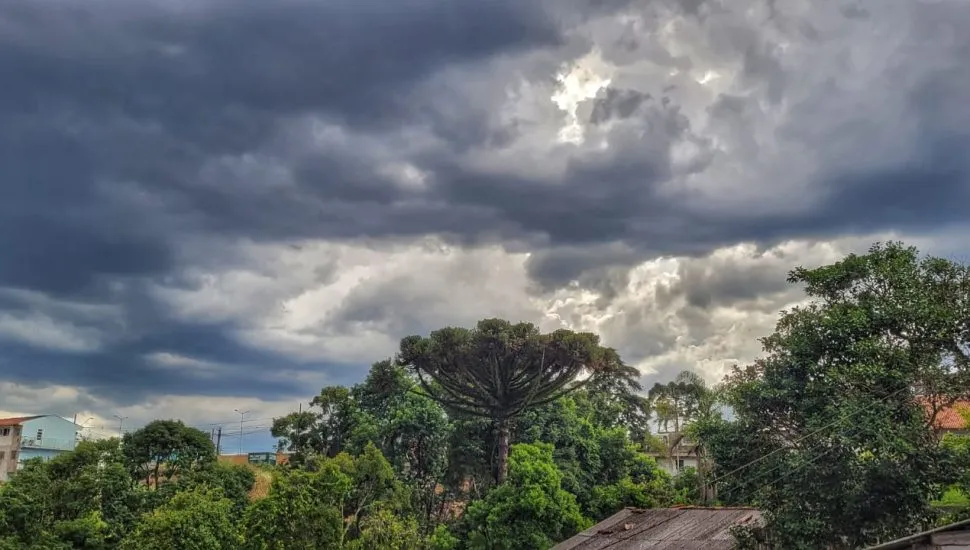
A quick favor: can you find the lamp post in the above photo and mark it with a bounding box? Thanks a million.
[113,415,128,436]
[233,409,250,455]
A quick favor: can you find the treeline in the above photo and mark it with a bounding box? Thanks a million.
[3,242,970,549]
[0,324,704,549]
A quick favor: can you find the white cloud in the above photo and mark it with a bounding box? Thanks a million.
[0,312,106,353]
[148,233,898,390]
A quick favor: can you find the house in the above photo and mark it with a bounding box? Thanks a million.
[865,518,970,549]
[551,506,764,550]
[0,415,80,474]
[0,416,30,482]
[929,400,970,435]
[646,430,704,475]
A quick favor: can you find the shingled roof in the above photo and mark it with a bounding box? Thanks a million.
[552,506,762,550]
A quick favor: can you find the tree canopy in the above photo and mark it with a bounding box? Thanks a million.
[399,318,638,482]
[697,242,970,548]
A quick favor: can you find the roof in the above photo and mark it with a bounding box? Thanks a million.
[0,415,42,427]
[865,518,970,549]
[0,415,81,427]
[930,400,970,430]
[552,506,763,550]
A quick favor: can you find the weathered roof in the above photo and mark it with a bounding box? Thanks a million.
[0,415,42,427]
[552,506,762,550]
[865,518,970,549]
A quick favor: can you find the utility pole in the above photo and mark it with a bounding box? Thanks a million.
[113,415,128,436]
[216,426,223,455]
[234,409,250,455]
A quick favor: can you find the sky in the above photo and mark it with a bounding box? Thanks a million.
[1,0,969,452]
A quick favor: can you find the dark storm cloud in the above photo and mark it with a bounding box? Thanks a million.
[2,0,970,402]
[0,0,571,399]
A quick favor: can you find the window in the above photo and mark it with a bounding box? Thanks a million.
[0,428,9,437]
[677,459,685,471]
[36,429,43,441]
[0,451,5,460]
[10,451,17,461]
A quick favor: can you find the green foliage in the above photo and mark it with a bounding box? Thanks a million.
[345,509,423,550]
[426,524,460,550]
[122,420,216,489]
[463,444,592,550]
[697,242,970,548]
[0,439,148,549]
[120,488,241,550]
[399,318,638,482]
[159,461,256,515]
[242,469,344,550]
[516,392,674,519]
[672,467,702,504]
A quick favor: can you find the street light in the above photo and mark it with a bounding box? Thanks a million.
[233,409,251,455]
[113,415,128,435]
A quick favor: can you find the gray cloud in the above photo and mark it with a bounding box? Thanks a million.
[1,0,969,411]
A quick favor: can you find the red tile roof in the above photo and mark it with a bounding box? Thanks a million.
[0,415,41,427]
[932,401,970,431]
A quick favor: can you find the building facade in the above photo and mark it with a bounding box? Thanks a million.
[647,430,703,476]
[19,416,81,464]
[0,415,80,480]
[0,416,34,482]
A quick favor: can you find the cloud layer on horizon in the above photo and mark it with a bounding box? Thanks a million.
[2,0,969,430]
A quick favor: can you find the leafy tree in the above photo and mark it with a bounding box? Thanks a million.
[242,469,344,550]
[463,443,591,550]
[161,461,256,516]
[379,391,450,524]
[246,443,409,548]
[345,509,423,550]
[517,393,673,519]
[271,386,365,463]
[49,439,148,545]
[343,442,410,537]
[399,318,633,482]
[120,488,241,550]
[426,524,460,550]
[122,420,216,489]
[647,370,711,433]
[0,459,64,549]
[0,439,149,549]
[672,467,702,504]
[697,242,970,548]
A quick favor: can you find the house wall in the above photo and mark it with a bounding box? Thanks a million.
[0,424,22,482]
[18,416,78,468]
[655,455,700,476]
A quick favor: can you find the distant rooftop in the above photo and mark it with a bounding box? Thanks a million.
[0,415,80,427]
[552,506,762,550]
[0,415,42,427]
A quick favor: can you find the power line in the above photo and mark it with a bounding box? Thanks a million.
[710,385,910,487]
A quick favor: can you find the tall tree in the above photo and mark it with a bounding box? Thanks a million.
[647,370,710,433]
[399,318,631,483]
[122,420,215,489]
[696,242,970,548]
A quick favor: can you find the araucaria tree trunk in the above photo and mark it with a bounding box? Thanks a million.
[496,420,511,484]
